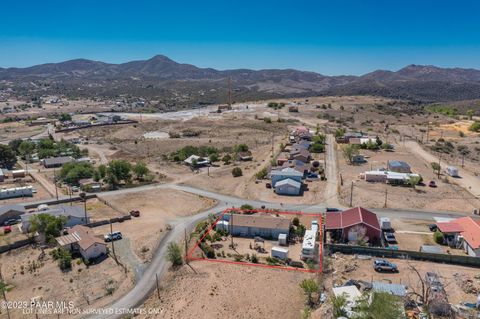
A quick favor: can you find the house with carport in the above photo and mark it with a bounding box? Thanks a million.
[325,207,381,244]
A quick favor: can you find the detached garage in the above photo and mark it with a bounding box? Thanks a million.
[274,178,302,196]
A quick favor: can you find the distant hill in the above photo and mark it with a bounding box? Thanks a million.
[2,56,480,104]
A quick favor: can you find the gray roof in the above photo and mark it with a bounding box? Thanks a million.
[270,168,304,178]
[372,282,407,297]
[275,178,302,189]
[43,156,73,166]
[420,245,443,254]
[20,205,86,222]
[0,204,26,216]
[0,169,4,176]
[388,161,411,168]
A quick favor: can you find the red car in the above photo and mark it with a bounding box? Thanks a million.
[428,181,437,188]
[3,226,12,234]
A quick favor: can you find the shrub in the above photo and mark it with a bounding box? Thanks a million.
[232,167,243,177]
[166,242,183,266]
[255,168,268,180]
[50,248,72,270]
[251,254,258,263]
[233,254,244,262]
[292,217,300,227]
[433,230,444,244]
[469,121,480,132]
[201,244,215,259]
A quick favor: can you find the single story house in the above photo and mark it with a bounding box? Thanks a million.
[274,178,302,196]
[290,148,311,163]
[56,225,107,260]
[325,207,381,243]
[281,160,310,176]
[42,156,74,168]
[79,179,102,192]
[436,217,480,257]
[0,204,26,224]
[270,168,303,187]
[387,160,411,173]
[20,205,89,233]
[183,155,210,167]
[217,214,291,239]
[363,170,420,185]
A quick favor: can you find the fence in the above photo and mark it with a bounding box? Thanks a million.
[86,215,132,228]
[0,238,32,253]
[325,243,480,267]
[23,194,97,209]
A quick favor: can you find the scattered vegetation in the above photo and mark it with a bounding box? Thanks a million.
[50,247,72,270]
[166,242,183,266]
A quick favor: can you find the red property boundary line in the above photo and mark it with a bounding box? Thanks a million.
[186,208,323,273]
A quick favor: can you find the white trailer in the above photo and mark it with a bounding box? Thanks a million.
[271,246,289,260]
[446,166,459,177]
[0,186,33,200]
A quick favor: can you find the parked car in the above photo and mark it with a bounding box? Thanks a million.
[129,210,140,217]
[429,224,438,232]
[71,186,79,192]
[373,259,398,272]
[384,232,397,243]
[266,183,272,189]
[428,181,437,188]
[104,231,123,242]
[326,207,341,212]
[3,219,20,226]
[3,226,12,234]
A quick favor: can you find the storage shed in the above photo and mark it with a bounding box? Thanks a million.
[278,233,288,246]
[271,246,289,260]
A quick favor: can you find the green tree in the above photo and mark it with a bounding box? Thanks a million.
[469,121,480,132]
[59,113,72,122]
[431,162,441,174]
[332,293,348,318]
[300,279,319,307]
[133,162,149,181]
[8,139,23,154]
[97,164,107,179]
[292,217,300,227]
[29,214,67,242]
[0,144,17,169]
[255,168,268,179]
[353,292,403,319]
[209,153,219,163]
[166,242,183,266]
[50,247,72,270]
[467,109,474,120]
[342,144,360,164]
[232,167,243,177]
[59,162,95,185]
[222,154,232,165]
[234,144,249,153]
[408,175,421,189]
[334,128,346,138]
[18,140,35,161]
[106,160,132,188]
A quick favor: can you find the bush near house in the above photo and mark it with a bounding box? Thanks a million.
[232,167,243,177]
[433,230,444,244]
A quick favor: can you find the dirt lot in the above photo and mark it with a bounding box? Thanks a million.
[139,261,314,319]
[0,121,45,142]
[0,246,132,319]
[314,253,480,318]
[337,142,480,213]
[96,189,217,262]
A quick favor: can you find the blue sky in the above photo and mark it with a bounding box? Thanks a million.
[1,0,479,75]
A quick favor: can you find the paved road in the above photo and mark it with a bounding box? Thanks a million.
[91,203,226,319]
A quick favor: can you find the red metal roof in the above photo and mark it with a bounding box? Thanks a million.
[436,222,463,233]
[445,217,480,249]
[325,207,380,231]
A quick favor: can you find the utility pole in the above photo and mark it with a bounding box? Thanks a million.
[184,228,188,263]
[426,121,430,143]
[110,221,116,260]
[80,192,88,224]
[437,154,442,179]
[53,166,59,200]
[155,273,160,299]
[462,153,465,168]
[384,187,388,208]
[230,211,234,248]
[349,181,354,207]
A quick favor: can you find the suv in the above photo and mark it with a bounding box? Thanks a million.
[3,219,20,226]
[104,231,123,242]
[373,259,398,272]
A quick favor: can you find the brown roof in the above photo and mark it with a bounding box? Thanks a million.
[325,207,380,231]
[57,225,105,251]
[230,214,291,230]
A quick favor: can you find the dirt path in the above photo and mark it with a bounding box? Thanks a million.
[324,134,341,207]
[405,140,480,198]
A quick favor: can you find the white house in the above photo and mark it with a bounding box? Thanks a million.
[0,186,33,200]
[274,178,302,196]
[56,225,107,260]
[184,155,210,167]
[270,167,303,187]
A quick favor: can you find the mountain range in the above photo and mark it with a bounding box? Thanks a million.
[2,55,480,105]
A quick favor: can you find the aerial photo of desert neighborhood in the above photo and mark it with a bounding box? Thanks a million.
[1,1,480,319]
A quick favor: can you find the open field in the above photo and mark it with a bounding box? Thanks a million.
[337,142,480,213]
[96,189,217,262]
[0,246,132,319]
[0,121,45,142]
[139,261,314,319]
